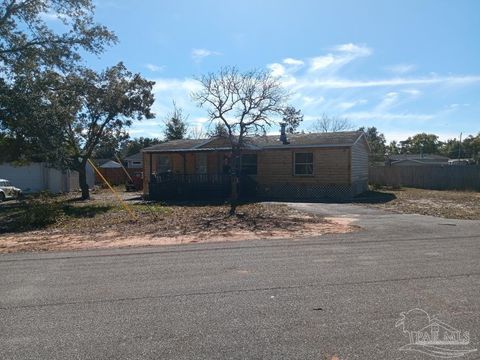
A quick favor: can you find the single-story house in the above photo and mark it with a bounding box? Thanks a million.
[142,130,370,201]
[386,154,449,166]
[125,152,143,168]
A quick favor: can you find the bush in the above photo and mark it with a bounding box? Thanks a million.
[17,198,62,229]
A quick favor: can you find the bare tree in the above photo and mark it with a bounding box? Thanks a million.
[313,114,353,132]
[192,66,288,214]
[188,125,206,139]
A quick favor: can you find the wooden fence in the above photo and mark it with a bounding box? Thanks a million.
[369,165,480,191]
[95,168,142,186]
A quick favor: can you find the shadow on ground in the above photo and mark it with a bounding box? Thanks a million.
[0,200,112,234]
[352,190,397,204]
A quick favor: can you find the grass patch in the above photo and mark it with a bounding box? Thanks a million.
[0,196,114,234]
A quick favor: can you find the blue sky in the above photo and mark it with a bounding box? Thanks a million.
[83,0,479,142]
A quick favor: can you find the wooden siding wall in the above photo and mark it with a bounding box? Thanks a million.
[351,138,369,182]
[144,147,352,195]
[256,147,351,185]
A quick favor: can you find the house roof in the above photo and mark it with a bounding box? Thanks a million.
[390,159,447,166]
[388,154,450,161]
[99,160,122,168]
[143,131,365,153]
[124,152,143,161]
[92,158,113,166]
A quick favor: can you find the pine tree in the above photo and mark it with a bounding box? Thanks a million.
[164,102,188,140]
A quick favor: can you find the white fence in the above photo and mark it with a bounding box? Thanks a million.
[0,162,95,193]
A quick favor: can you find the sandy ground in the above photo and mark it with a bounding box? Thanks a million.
[0,190,359,253]
[365,187,480,220]
[0,220,357,253]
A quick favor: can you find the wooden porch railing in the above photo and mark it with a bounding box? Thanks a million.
[149,173,256,200]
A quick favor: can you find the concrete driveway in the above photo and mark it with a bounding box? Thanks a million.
[287,202,480,239]
[0,203,479,359]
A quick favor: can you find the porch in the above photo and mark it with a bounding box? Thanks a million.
[148,173,257,200]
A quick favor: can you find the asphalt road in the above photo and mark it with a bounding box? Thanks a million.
[1,204,479,360]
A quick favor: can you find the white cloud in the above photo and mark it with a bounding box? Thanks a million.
[403,89,422,96]
[375,92,399,112]
[337,99,367,110]
[308,43,372,73]
[294,75,480,90]
[387,63,416,74]
[267,63,286,77]
[302,96,325,106]
[153,78,201,93]
[283,58,304,66]
[310,55,336,71]
[332,43,372,56]
[191,48,222,62]
[145,64,165,72]
[344,111,434,121]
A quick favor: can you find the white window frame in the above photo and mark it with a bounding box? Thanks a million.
[293,152,314,176]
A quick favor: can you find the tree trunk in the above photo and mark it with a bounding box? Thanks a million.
[78,162,90,200]
[229,152,240,215]
[229,175,238,215]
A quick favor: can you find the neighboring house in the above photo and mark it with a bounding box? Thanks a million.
[0,162,95,193]
[99,160,122,169]
[125,152,143,168]
[386,154,450,166]
[142,130,370,201]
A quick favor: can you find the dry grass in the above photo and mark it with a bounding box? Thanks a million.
[0,190,358,253]
[365,187,480,220]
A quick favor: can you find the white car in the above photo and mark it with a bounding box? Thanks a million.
[0,179,22,202]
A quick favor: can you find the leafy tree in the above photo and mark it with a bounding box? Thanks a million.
[282,106,303,133]
[0,0,117,163]
[439,138,463,158]
[0,0,116,73]
[358,126,386,162]
[401,133,441,154]
[164,102,188,141]
[461,133,480,160]
[93,130,130,159]
[314,114,353,132]
[4,63,155,199]
[192,66,287,214]
[387,140,400,155]
[121,137,163,157]
[0,70,67,163]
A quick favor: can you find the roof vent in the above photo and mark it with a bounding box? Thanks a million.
[279,123,289,144]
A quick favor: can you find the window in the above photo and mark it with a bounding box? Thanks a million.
[132,161,141,165]
[157,156,171,174]
[294,152,313,176]
[196,153,207,174]
[241,154,257,175]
